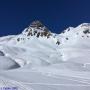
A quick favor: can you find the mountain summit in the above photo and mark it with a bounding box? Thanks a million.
[30,20,45,28]
[22,20,52,38]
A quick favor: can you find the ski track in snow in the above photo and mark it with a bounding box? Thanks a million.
[0,76,33,90]
[0,70,90,90]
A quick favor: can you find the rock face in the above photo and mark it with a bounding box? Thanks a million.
[22,20,52,38]
[15,20,58,44]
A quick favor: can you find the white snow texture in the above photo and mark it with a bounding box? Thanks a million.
[0,21,90,90]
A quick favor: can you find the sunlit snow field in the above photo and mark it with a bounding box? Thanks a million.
[0,22,90,90]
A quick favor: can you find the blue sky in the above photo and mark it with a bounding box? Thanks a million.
[0,0,90,36]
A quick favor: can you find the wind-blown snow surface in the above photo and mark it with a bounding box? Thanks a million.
[0,21,90,90]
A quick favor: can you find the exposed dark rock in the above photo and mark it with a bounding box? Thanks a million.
[56,40,60,45]
[37,32,40,38]
[17,38,20,42]
[83,29,90,34]
[66,38,69,40]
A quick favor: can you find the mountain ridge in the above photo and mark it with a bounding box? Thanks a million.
[1,21,90,47]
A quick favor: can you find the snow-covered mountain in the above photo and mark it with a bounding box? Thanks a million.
[0,21,90,90]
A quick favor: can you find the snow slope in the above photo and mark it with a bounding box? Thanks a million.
[0,21,90,90]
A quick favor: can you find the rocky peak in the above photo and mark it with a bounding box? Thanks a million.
[22,20,52,38]
[30,20,44,28]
